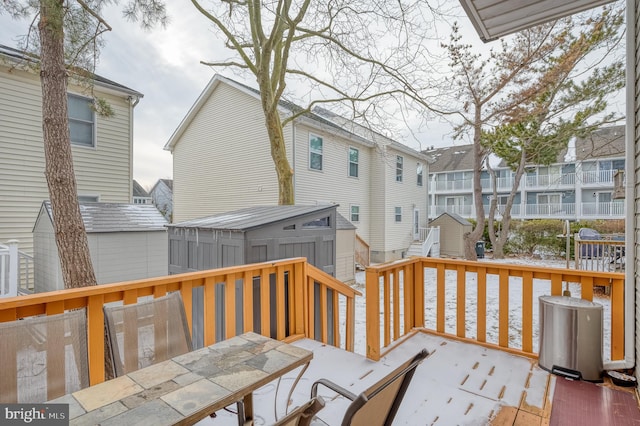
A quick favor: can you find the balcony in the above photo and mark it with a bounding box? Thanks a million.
[580,170,615,186]
[525,203,575,217]
[581,201,625,217]
[480,176,516,190]
[525,173,575,189]
[0,257,630,424]
[430,204,474,218]
[433,179,473,192]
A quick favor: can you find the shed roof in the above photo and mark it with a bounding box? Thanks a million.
[432,212,472,226]
[458,0,615,42]
[170,205,337,231]
[336,212,357,230]
[40,201,167,233]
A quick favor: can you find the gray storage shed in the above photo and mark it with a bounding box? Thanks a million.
[33,202,168,292]
[168,205,338,347]
[429,212,472,258]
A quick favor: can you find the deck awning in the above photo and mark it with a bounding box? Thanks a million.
[459,0,616,42]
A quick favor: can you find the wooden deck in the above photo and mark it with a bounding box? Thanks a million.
[203,331,554,425]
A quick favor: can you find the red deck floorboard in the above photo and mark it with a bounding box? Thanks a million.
[551,378,640,426]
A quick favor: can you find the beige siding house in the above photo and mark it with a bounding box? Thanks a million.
[0,44,140,255]
[165,74,429,263]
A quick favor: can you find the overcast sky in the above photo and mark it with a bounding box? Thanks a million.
[0,3,624,190]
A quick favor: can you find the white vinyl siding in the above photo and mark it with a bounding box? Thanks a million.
[374,146,428,262]
[294,125,372,244]
[0,65,133,255]
[172,82,286,222]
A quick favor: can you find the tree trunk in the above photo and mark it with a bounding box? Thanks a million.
[464,109,486,260]
[258,76,294,205]
[490,147,528,259]
[39,0,97,288]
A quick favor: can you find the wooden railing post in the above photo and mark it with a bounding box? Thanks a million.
[366,268,381,361]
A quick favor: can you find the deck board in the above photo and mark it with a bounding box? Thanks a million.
[199,332,552,425]
[197,332,639,425]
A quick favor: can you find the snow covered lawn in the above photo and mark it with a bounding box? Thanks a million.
[343,256,613,361]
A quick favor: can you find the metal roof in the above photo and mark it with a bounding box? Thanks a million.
[41,201,167,233]
[170,205,337,231]
[459,0,615,42]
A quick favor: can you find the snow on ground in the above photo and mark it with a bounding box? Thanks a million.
[341,255,613,361]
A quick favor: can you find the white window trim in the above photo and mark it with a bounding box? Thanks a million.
[348,146,359,178]
[396,155,403,182]
[309,133,323,171]
[417,162,423,186]
[395,206,402,222]
[68,93,97,149]
[350,204,360,223]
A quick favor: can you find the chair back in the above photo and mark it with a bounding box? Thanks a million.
[273,396,325,426]
[0,309,89,403]
[104,292,192,377]
[344,349,429,426]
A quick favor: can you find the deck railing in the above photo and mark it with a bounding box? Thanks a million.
[0,257,360,386]
[355,234,370,267]
[365,257,624,363]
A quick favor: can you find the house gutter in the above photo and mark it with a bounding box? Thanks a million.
[292,121,296,200]
[611,0,636,371]
[128,95,140,203]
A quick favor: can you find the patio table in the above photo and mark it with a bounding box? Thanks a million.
[50,332,313,426]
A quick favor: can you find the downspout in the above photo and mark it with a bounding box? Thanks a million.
[613,0,636,371]
[128,96,139,203]
[291,120,296,201]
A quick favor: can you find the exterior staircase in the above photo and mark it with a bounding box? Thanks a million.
[406,227,440,258]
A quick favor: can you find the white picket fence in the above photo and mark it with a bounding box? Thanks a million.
[0,240,34,297]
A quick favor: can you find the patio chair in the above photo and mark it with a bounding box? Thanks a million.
[104,291,192,376]
[0,309,89,403]
[273,396,326,426]
[309,348,429,426]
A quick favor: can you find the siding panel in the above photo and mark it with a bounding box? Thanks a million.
[0,65,133,254]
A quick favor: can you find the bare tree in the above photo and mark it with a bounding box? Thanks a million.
[442,4,623,260]
[483,6,624,258]
[190,0,448,204]
[3,0,167,288]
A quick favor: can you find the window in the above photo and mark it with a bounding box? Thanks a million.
[349,147,359,177]
[417,162,423,186]
[78,195,99,202]
[395,207,402,222]
[351,205,360,222]
[303,216,330,228]
[68,94,95,147]
[309,134,323,170]
[396,155,403,182]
